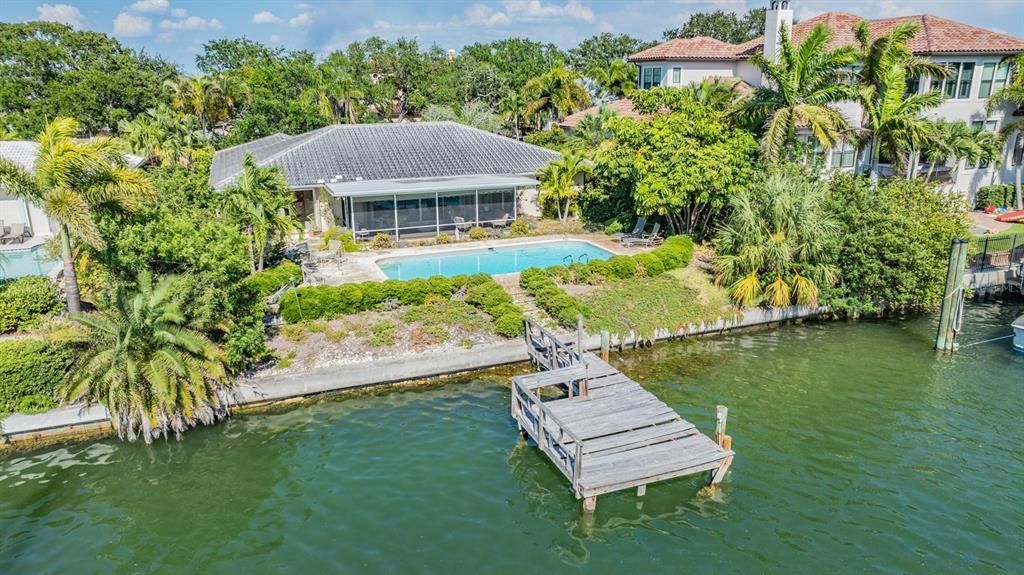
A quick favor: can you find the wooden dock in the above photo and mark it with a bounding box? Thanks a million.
[512,318,734,512]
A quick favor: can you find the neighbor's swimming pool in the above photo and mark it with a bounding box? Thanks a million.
[377,240,613,279]
[0,245,58,279]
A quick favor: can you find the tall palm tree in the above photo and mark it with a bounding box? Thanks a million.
[730,24,858,164]
[0,117,154,313]
[118,105,202,167]
[987,54,1024,209]
[852,20,949,178]
[522,65,592,130]
[221,154,301,272]
[61,271,231,443]
[714,173,839,308]
[538,151,593,222]
[307,62,365,123]
[499,90,527,139]
[572,106,618,149]
[587,60,636,100]
[165,75,246,137]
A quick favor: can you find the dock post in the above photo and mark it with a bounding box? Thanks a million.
[600,331,610,362]
[936,239,968,351]
[583,496,597,513]
[637,485,646,497]
[576,314,585,364]
[714,405,728,446]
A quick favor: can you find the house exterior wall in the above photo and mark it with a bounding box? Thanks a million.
[636,61,738,89]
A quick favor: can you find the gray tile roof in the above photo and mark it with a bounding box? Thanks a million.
[209,122,560,189]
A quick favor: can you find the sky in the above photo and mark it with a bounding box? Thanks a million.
[6,0,1024,72]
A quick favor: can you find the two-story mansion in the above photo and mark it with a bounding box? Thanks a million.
[619,0,1024,199]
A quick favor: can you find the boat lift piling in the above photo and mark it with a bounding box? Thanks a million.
[936,238,968,352]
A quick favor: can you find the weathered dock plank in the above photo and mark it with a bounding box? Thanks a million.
[513,317,734,512]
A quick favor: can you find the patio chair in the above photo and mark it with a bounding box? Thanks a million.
[2,223,25,244]
[453,216,473,239]
[615,216,647,242]
[622,222,661,247]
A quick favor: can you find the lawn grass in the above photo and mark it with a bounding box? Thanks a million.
[581,267,735,340]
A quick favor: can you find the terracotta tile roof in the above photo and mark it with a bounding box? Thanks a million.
[558,98,645,128]
[628,37,744,62]
[734,12,1024,56]
[631,13,1024,63]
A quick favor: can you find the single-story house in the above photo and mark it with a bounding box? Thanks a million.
[210,122,561,240]
[0,142,56,240]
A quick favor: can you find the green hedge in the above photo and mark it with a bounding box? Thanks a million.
[0,275,62,333]
[280,274,492,323]
[0,339,76,417]
[243,260,303,298]
[465,280,525,337]
[520,268,581,327]
[975,184,1016,210]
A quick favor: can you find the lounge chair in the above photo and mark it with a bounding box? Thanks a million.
[453,216,473,239]
[622,222,662,247]
[2,223,25,244]
[615,216,648,242]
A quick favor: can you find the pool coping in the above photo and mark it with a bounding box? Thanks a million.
[0,304,827,447]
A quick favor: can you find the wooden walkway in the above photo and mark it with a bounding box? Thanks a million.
[511,318,734,512]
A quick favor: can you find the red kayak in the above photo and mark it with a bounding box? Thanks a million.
[995,209,1024,223]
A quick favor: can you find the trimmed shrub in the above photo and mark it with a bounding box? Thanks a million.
[494,313,525,337]
[468,226,487,240]
[519,267,581,327]
[649,235,694,270]
[509,218,532,236]
[606,255,641,279]
[371,232,394,249]
[0,276,62,333]
[437,232,451,244]
[975,184,1016,210]
[243,261,302,298]
[0,339,76,417]
[635,253,666,277]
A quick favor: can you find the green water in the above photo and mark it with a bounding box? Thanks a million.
[3,303,1023,574]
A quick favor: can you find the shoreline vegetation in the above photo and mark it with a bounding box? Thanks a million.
[1,6,1013,443]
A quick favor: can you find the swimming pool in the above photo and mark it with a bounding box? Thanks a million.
[0,245,59,279]
[377,240,614,280]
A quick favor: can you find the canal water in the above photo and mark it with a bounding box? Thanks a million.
[2,303,1022,574]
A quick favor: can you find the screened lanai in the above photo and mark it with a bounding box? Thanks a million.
[325,175,535,240]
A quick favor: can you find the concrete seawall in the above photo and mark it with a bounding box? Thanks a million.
[1,305,826,447]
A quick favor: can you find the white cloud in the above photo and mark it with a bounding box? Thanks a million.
[252,11,283,24]
[289,12,313,27]
[465,4,510,26]
[170,7,187,17]
[270,33,282,44]
[129,0,169,13]
[113,12,152,36]
[502,0,595,23]
[372,20,443,33]
[35,4,86,28]
[159,16,223,31]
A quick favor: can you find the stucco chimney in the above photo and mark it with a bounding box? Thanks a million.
[763,0,794,61]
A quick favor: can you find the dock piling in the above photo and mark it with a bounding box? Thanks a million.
[936,239,968,351]
[600,331,610,362]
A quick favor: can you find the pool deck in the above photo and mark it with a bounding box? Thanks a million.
[316,234,641,284]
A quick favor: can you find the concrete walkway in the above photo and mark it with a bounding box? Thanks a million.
[1,305,825,446]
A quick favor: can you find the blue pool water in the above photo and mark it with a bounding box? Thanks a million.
[0,245,59,279]
[377,241,613,279]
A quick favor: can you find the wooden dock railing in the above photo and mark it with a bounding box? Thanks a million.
[523,316,581,370]
[511,376,585,495]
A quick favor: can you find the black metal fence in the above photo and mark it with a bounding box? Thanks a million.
[967,234,1024,272]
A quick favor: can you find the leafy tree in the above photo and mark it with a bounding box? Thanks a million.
[305,55,365,123]
[196,37,285,74]
[524,127,570,151]
[61,271,231,443]
[597,102,757,238]
[825,173,969,313]
[539,151,592,222]
[987,54,1024,209]
[714,172,839,308]
[221,155,300,272]
[587,60,636,100]
[0,117,155,313]
[522,65,591,129]
[462,38,566,93]
[117,105,203,167]
[422,101,505,134]
[730,23,858,164]
[568,33,654,71]
[663,8,768,43]
[0,22,177,137]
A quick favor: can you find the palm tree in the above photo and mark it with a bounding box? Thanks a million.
[60,271,231,443]
[118,105,202,167]
[522,65,592,130]
[852,20,949,178]
[307,62,365,123]
[165,75,246,137]
[499,90,528,139]
[588,60,636,100]
[0,117,154,313]
[714,173,839,308]
[221,154,301,272]
[538,151,593,222]
[572,106,618,149]
[684,77,747,113]
[730,24,858,164]
[987,54,1024,209]
[920,120,1004,185]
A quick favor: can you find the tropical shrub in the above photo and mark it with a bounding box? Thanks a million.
[372,232,394,249]
[715,173,840,307]
[493,313,525,337]
[437,232,451,244]
[519,268,581,327]
[468,226,488,240]
[0,276,62,333]
[546,235,694,285]
[321,226,360,252]
[509,218,532,236]
[826,173,969,313]
[244,260,302,298]
[0,339,76,417]
[975,184,1016,210]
